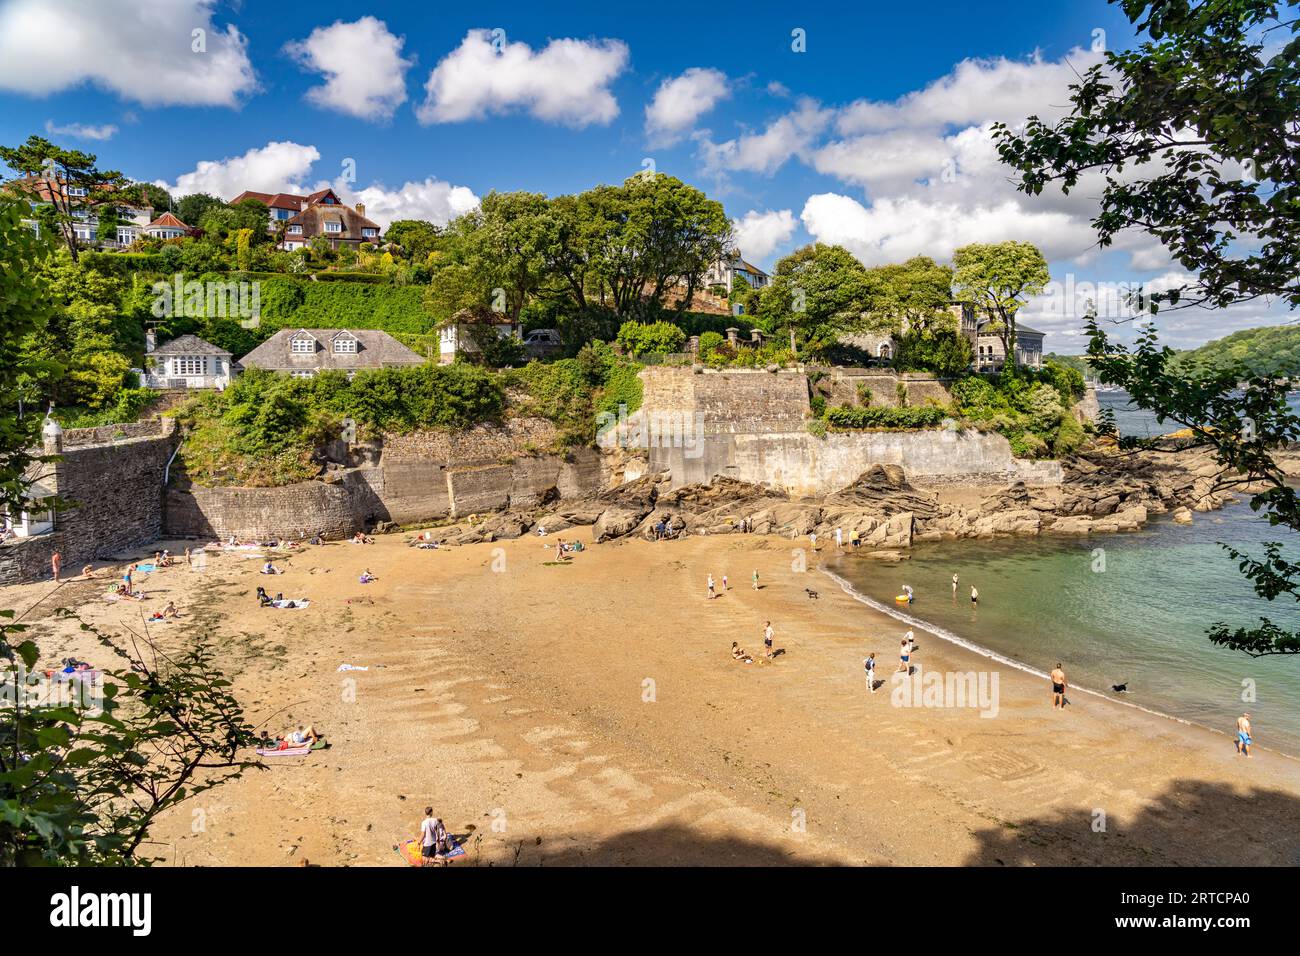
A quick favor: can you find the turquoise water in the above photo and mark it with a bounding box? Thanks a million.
[826,504,1300,754]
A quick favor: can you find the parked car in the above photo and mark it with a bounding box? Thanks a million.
[523,328,563,359]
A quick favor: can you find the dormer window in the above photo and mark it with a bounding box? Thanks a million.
[324,220,342,233]
[290,336,315,354]
[288,224,302,234]
[333,336,357,354]
[362,227,378,238]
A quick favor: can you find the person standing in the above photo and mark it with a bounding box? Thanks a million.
[419,807,446,864]
[721,573,728,592]
[1236,713,1253,757]
[897,638,911,674]
[970,585,979,606]
[834,527,843,548]
[707,574,716,600]
[951,573,959,594]
[1050,663,1068,709]
[864,653,877,693]
[51,550,61,582]
[752,569,760,590]
[810,532,818,551]
[763,621,774,659]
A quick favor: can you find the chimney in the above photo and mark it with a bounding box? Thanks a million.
[145,329,156,353]
[42,412,63,457]
[355,202,365,216]
[300,200,309,211]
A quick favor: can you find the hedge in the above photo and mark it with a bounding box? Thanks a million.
[257,277,432,334]
[825,405,947,429]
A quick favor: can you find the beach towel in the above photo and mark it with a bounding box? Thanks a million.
[270,599,310,609]
[256,746,312,757]
[337,664,368,672]
[396,837,466,866]
[135,563,157,573]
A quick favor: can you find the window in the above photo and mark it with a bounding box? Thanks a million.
[174,357,206,376]
[324,220,342,233]
[362,227,378,238]
[66,185,87,197]
[290,337,315,354]
[291,370,315,379]
[273,208,291,220]
[288,224,302,234]
[333,337,357,354]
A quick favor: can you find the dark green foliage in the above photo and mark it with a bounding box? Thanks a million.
[893,330,974,376]
[825,405,947,429]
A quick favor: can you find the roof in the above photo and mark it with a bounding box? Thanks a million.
[284,201,381,243]
[976,319,1045,339]
[152,334,230,357]
[237,329,425,372]
[736,259,768,277]
[147,211,190,230]
[229,190,309,211]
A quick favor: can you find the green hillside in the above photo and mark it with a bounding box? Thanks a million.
[1170,324,1300,377]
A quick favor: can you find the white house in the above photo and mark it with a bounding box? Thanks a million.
[1,480,55,540]
[143,333,235,389]
[704,251,771,292]
[438,311,517,364]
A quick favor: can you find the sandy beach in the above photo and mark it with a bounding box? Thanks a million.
[7,528,1300,867]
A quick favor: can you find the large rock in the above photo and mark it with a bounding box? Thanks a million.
[1044,515,1092,535]
[592,505,653,542]
[970,508,1042,537]
[1172,506,1193,525]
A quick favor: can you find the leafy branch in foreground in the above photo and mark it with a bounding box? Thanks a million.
[0,611,258,866]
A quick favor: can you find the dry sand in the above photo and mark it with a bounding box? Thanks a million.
[7,528,1299,867]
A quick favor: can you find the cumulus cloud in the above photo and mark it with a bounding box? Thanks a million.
[799,193,1094,267]
[336,178,480,230]
[45,119,117,141]
[731,209,797,260]
[155,142,323,199]
[645,68,730,146]
[417,29,629,127]
[285,16,412,121]
[698,97,833,176]
[154,140,478,230]
[0,0,255,107]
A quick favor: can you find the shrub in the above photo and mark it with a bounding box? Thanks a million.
[617,320,687,355]
[825,405,946,429]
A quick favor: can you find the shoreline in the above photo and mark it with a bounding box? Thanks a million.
[819,565,1300,763]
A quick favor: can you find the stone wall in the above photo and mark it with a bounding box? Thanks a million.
[0,427,179,584]
[162,445,604,540]
[639,366,809,433]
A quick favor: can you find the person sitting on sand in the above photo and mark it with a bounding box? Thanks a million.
[731,641,753,664]
[261,560,281,575]
[359,569,375,584]
[160,550,174,567]
[256,586,273,607]
[153,551,163,567]
[351,531,373,545]
[82,564,95,579]
[163,601,179,619]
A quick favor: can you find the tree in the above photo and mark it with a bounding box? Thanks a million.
[174,192,227,230]
[952,241,1050,366]
[134,182,172,214]
[864,255,955,335]
[759,243,876,357]
[994,0,1300,657]
[385,219,442,260]
[0,135,143,263]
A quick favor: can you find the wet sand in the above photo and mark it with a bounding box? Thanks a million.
[7,529,1299,866]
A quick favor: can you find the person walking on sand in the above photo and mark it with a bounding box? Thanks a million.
[1236,713,1253,757]
[864,652,877,693]
[905,629,916,658]
[897,638,911,674]
[752,569,760,590]
[51,550,61,582]
[707,574,716,600]
[1050,663,1068,709]
[810,531,818,551]
[763,621,775,659]
[721,573,728,592]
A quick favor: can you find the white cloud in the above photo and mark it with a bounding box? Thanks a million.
[44,119,117,141]
[335,178,481,230]
[417,29,629,127]
[698,97,833,176]
[156,142,322,199]
[154,140,478,230]
[799,193,1095,267]
[731,209,797,260]
[285,16,412,121]
[645,68,730,146]
[0,0,255,107]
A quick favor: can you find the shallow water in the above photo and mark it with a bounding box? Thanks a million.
[826,503,1300,754]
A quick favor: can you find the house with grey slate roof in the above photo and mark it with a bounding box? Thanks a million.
[236,328,425,378]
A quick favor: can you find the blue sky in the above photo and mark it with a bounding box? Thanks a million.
[0,0,1286,350]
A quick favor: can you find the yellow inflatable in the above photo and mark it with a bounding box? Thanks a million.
[895,594,911,604]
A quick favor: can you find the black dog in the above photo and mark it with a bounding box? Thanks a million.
[1112,683,1128,693]
[805,588,820,599]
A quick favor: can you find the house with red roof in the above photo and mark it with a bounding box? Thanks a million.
[228,187,382,252]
